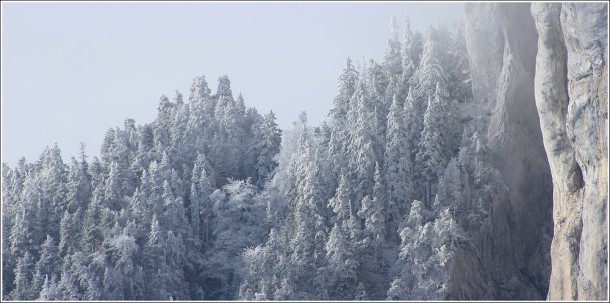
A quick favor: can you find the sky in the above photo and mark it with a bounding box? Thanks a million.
[1,1,463,166]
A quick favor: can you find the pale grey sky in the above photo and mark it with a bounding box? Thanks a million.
[1,1,463,166]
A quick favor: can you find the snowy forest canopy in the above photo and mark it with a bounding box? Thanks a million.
[2,16,510,300]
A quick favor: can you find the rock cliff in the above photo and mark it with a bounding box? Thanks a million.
[531,2,608,300]
[461,2,608,300]
[461,3,553,299]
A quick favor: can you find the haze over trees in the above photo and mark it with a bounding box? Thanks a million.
[2,16,504,300]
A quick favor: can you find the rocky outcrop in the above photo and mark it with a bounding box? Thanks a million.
[462,2,607,300]
[462,3,554,299]
[532,2,608,300]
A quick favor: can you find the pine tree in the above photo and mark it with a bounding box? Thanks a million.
[210,75,241,182]
[114,122,138,196]
[38,144,69,241]
[104,161,124,211]
[100,128,116,165]
[348,76,377,205]
[102,225,142,300]
[405,16,424,71]
[32,235,59,297]
[12,250,35,300]
[386,278,408,300]
[409,27,448,186]
[66,156,91,214]
[365,60,389,165]
[186,75,214,156]
[384,16,403,77]
[206,179,266,299]
[242,107,264,181]
[447,19,472,102]
[278,115,310,201]
[11,173,43,256]
[170,94,192,170]
[164,231,188,300]
[414,26,447,98]
[325,223,358,300]
[223,90,248,180]
[2,171,18,298]
[190,153,213,246]
[146,159,169,219]
[58,210,80,255]
[355,281,370,300]
[383,16,403,102]
[358,165,386,251]
[329,174,352,223]
[102,266,123,300]
[38,274,60,301]
[239,227,286,300]
[328,58,359,192]
[58,251,93,300]
[158,94,175,131]
[330,57,358,129]
[415,82,457,206]
[271,111,309,196]
[433,157,463,213]
[290,195,315,287]
[391,200,433,300]
[235,93,247,124]
[399,15,419,101]
[254,111,282,188]
[385,94,413,220]
[273,278,295,300]
[143,216,169,299]
[189,75,213,111]
[128,187,148,246]
[82,187,104,254]
[36,235,59,278]
[287,133,329,296]
[404,86,420,163]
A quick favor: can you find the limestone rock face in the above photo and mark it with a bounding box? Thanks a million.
[532,2,608,300]
[461,2,607,300]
